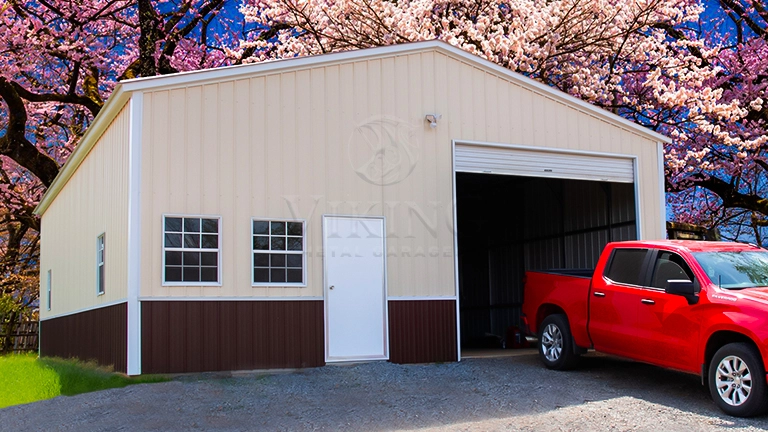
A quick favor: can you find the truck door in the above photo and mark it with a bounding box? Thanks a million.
[632,250,700,372]
[588,248,651,358]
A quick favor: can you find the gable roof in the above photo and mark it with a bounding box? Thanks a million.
[35,40,670,216]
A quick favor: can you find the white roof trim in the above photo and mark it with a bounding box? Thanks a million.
[35,40,669,216]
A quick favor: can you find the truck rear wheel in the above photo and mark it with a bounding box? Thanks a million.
[709,343,768,417]
[538,314,579,370]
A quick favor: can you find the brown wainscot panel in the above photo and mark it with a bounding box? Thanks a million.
[388,300,458,364]
[141,300,324,374]
[40,302,128,373]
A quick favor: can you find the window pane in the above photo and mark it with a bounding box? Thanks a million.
[183,252,200,266]
[253,253,269,267]
[184,218,200,232]
[201,234,218,249]
[271,221,286,235]
[271,268,286,283]
[287,222,303,236]
[253,221,269,235]
[165,218,182,232]
[271,237,285,251]
[254,268,269,283]
[98,267,105,293]
[165,266,182,282]
[287,254,302,268]
[271,254,286,267]
[166,251,182,266]
[287,269,302,283]
[605,249,648,286]
[183,267,200,282]
[253,236,269,250]
[201,219,218,233]
[201,252,217,266]
[287,237,303,251]
[165,233,182,248]
[200,267,218,282]
[184,234,200,248]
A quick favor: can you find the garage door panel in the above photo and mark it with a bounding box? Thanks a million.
[455,145,634,183]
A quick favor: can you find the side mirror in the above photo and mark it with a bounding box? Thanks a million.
[666,279,699,305]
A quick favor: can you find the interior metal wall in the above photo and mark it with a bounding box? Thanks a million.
[457,173,636,348]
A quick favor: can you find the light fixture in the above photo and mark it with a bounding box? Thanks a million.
[425,114,442,128]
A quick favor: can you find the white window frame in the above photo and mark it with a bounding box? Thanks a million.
[96,233,105,295]
[251,218,307,287]
[162,214,222,287]
[46,270,52,311]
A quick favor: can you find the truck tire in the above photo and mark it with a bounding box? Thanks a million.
[708,342,768,417]
[538,314,579,370]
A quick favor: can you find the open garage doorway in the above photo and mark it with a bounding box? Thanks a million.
[455,172,637,353]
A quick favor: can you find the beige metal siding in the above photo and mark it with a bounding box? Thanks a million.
[40,106,131,318]
[139,50,663,299]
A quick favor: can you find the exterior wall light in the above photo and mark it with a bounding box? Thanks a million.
[425,114,442,128]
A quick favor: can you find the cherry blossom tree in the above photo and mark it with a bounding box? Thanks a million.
[236,0,768,243]
[0,0,241,309]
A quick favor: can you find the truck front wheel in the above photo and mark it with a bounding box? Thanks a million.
[709,342,768,417]
[538,314,579,370]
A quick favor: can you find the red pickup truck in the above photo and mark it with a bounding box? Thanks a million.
[522,240,768,417]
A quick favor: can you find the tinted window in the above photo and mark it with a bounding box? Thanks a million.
[604,248,648,285]
[649,251,695,289]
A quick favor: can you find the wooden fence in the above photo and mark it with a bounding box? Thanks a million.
[0,312,38,353]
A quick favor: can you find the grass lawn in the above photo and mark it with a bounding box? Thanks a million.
[0,353,167,409]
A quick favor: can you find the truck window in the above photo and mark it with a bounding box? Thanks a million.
[649,251,695,289]
[604,248,648,286]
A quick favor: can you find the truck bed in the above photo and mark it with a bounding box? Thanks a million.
[522,270,592,348]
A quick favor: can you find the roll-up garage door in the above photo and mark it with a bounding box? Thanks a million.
[454,144,635,183]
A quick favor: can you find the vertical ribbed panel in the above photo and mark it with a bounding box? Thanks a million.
[388,300,457,364]
[141,300,324,374]
[40,303,128,373]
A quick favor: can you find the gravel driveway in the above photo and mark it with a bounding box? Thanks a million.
[2,350,768,431]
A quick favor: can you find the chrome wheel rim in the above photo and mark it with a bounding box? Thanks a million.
[541,323,563,362]
[716,355,752,407]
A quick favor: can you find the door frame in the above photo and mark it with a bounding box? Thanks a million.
[322,214,389,363]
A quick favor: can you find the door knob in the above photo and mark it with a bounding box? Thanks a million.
[329,285,334,290]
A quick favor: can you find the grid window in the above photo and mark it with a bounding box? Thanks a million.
[253,220,305,285]
[97,234,105,295]
[164,216,220,284]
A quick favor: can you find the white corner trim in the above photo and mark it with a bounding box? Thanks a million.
[451,140,462,362]
[39,299,128,321]
[658,141,667,239]
[126,92,143,376]
[633,157,643,240]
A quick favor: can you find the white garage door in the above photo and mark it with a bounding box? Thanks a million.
[454,144,635,183]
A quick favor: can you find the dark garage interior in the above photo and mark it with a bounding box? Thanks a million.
[456,172,637,350]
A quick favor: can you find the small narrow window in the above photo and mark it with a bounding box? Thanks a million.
[47,270,52,311]
[163,215,220,285]
[97,234,105,295]
[252,219,306,286]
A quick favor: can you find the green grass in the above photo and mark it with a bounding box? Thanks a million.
[0,353,167,409]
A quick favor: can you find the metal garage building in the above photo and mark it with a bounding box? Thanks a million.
[35,40,669,375]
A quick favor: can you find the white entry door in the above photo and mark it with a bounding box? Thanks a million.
[323,216,388,362]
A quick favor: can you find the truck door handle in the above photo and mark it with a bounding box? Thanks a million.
[593,292,605,297]
[641,299,655,305]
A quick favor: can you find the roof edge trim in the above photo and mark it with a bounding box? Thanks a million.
[34,85,130,216]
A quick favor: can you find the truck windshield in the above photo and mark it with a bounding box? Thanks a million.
[692,251,768,289]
